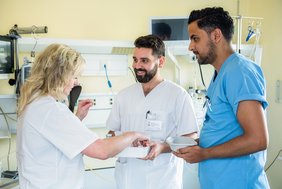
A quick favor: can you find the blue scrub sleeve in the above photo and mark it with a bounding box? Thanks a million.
[224,65,268,115]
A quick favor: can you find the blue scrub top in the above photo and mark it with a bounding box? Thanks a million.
[199,53,270,189]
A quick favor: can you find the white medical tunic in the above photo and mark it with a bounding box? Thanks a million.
[107,80,198,189]
[17,96,98,189]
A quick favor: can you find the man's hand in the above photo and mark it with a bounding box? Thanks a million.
[142,141,170,161]
[173,145,207,163]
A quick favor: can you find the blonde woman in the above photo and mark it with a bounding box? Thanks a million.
[17,44,148,189]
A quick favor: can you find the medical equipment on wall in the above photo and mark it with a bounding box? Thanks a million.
[10,57,33,96]
[246,20,262,63]
[246,25,255,42]
[9,25,48,36]
[8,24,48,96]
[233,16,263,66]
[20,57,32,83]
[0,35,15,75]
[233,16,263,51]
[16,57,31,92]
[9,24,48,61]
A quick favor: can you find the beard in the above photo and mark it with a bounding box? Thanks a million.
[134,63,158,83]
[196,40,217,65]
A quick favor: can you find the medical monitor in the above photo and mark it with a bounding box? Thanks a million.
[21,63,32,83]
[149,17,189,41]
[0,36,14,74]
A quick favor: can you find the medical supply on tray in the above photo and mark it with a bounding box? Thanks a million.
[166,136,197,152]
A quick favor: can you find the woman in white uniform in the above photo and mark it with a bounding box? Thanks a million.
[16,44,148,189]
[107,35,199,189]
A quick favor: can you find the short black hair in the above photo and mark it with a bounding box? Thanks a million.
[134,35,165,57]
[188,7,234,42]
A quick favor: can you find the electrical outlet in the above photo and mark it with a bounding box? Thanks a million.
[78,93,116,128]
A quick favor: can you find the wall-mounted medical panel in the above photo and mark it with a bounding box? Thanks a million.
[78,93,115,128]
[17,37,134,55]
[82,54,128,76]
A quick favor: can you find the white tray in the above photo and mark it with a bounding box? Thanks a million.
[116,147,150,158]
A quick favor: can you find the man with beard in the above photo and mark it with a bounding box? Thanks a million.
[174,7,270,189]
[106,35,198,189]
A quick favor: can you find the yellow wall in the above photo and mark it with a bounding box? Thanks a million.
[0,0,239,40]
[0,0,239,94]
[1,0,282,188]
[248,0,282,188]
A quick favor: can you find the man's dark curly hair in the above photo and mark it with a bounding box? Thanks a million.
[134,35,165,57]
[188,7,234,42]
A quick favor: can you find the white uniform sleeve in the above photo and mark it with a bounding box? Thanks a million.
[175,91,199,136]
[40,105,99,159]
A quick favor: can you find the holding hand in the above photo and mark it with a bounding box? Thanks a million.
[132,138,150,147]
[142,141,170,161]
[173,145,207,163]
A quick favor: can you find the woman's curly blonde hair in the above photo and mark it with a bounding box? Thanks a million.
[17,43,85,116]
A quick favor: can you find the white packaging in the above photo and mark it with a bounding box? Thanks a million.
[116,147,150,158]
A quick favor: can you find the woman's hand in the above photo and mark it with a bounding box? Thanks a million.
[75,99,93,121]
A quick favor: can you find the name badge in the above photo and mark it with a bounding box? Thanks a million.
[145,120,162,131]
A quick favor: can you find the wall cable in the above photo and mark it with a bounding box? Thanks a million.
[128,66,137,83]
[198,64,206,89]
[265,149,282,172]
[0,106,12,170]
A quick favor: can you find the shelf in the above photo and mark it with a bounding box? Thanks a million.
[17,37,192,56]
[17,37,134,54]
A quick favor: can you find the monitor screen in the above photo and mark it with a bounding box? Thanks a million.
[150,17,189,41]
[0,36,14,74]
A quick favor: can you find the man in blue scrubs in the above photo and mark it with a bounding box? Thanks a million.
[174,7,270,189]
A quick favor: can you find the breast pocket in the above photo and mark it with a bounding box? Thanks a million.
[145,111,174,141]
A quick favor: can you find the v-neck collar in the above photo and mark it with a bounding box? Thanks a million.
[208,53,237,98]
[138,79,166,98]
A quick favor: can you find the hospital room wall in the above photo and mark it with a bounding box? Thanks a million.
[0,0,241,94]
[1,0,282,187]
[0,0,239,172]
[248,0,282,188]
